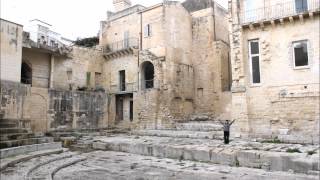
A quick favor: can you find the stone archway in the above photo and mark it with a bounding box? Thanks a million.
[21,61,32,85]
[140,61,154,90]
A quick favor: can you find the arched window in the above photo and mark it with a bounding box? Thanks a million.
[141,61,154,89]
[21,62,32,85]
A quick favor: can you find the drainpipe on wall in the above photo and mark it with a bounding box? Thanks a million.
[49,54,55,88]
[138,12,143,91]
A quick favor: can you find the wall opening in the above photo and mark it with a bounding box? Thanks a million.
[116,95,124,122]
[130,100,133,122]
[21,62,32,85]
[119,70,126,91]
[141,61,154,89]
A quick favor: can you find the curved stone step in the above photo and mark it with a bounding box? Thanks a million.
[176,121,223,131]
[0,137,54,149]
[132,129,223,140]
[92,136,319,174]
[54,151,319,180]
[0,132,35,141]
[0,142,62,158]
[27,153,86,180]
[0,148,64,171]
[0,128,30,134]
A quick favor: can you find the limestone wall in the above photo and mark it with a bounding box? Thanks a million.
[0,19,23,82]
[142,5,166,56]
[229,0,320,143]
[100,10,141,47]
[22,48,51,88]
[105,54,138,92]
[0,81,28,119]
[0,80,109,132]
[190,6,231,119]
[241,18,320,143]
[53,46,105,90]
[48,89,108,130]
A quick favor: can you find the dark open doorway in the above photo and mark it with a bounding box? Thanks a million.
[21,62,32,85]
[141,61,154,89]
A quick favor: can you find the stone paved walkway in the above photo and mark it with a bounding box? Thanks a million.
[55,151,317,180]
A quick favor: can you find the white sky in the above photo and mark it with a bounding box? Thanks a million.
[1,0,228,40]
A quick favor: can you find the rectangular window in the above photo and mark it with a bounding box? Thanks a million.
[295,0,308,13]
[119,70,126,91]
[95,72,102,87]
[144,24,152,37]
[293,40,309,68]
[249,40,261,84]
[124,31,129,48]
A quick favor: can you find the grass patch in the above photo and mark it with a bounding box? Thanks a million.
[261,137,282,144]
[286,148,301,153]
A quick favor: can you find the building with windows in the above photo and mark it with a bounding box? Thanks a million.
[4,0,317,144]
[99,0,230,129]
[1,18,107,132]
[229,0,319,143]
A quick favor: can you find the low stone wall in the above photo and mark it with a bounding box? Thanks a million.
[0,80,29,119]
[48,89,108,130]
[0,80,109,132]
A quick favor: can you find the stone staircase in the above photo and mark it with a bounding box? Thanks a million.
[132,116,224,140]
[85,115,319,176]
[0,116,62,161]
[0,114,318,179]
[0,118,55,149]
[90,135,319,175]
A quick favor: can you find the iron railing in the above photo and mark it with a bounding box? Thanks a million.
[103,38,139,54]
[240,0,320,24]
[110,82,137,93]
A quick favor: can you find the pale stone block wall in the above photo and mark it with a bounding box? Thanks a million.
[229,0,320,143]
[0,19,23,82]
[53,46,105,90]
[22,48,51,88]
[0,81,28,119]
[190,6,231,120]
[240,18,320,143]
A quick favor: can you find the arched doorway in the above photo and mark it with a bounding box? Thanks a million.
[141,61,154,89]
[21,62,32,85]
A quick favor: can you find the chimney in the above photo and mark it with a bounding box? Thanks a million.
[113,0,131,12]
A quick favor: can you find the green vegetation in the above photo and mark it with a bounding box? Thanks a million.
[261,137,282,144]
[286,148,301,153]
[74,37,99,47]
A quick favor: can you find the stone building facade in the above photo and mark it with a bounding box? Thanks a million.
[1,19,108,132]
[99,0,230,129]
[1,0,318,144]
[229,0,319,143]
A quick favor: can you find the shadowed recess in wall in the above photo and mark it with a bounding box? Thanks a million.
[48,90,107,130]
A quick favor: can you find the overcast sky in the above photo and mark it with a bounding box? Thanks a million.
[1,0,228,40]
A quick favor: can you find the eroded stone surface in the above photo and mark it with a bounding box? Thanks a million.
[54,151,318,180]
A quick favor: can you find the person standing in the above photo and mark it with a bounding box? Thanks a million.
[219,120,235,144]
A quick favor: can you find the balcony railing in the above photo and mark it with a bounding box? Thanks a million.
[109,82,137,94]
[103,38,139,54]
[240,0,320,24]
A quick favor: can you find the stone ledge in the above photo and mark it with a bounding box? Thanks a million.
[91,136,319,174]
[0,142,62,158]
[0,148,63,171]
